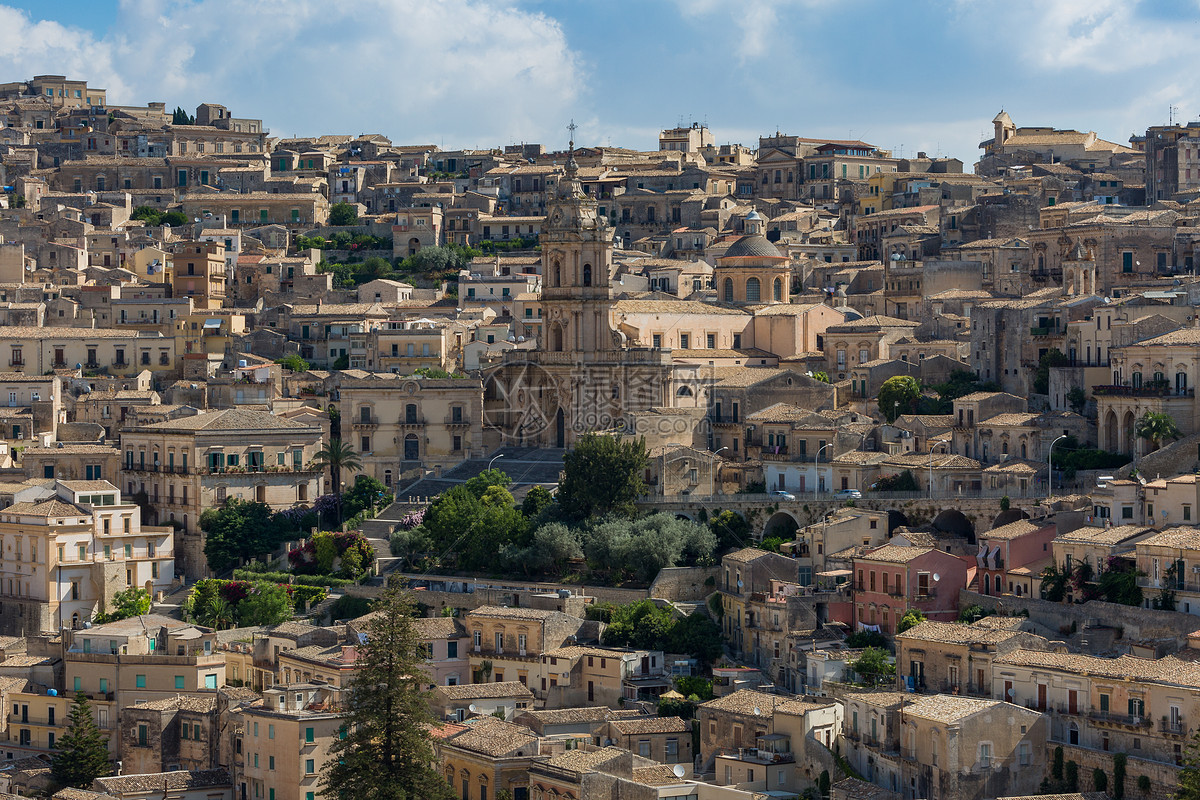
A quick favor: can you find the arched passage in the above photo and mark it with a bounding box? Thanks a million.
[932,509,975,541]
[886,510,909,534]
[991,508,1031,529]
[763,510,800,540]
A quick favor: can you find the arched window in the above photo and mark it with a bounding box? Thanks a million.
[677,386,693,396]
[746,277,761,302]
[552,325,564,352]
[1178,372,1189,393]
[1001,442,1008,455]
[994,574,1002,594]
[582,263,592,287]
[1037,254,1045,271]
[1021,443,1027,458]
[723,278,734,302]
[1131,371,1142,389]
[552,262,561,287]
[773,277,782,302]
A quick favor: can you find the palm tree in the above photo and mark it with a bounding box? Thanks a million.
[1135,411,1181,453]
[204,597,236,630]
[312,439,363,494]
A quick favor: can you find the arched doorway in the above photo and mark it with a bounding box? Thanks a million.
[408,237,420,256]
[932,509,975,542]
[763,511,800,540]
[555,408,566,448]
[1104,409,1118,451]
[1121,409,1136,455]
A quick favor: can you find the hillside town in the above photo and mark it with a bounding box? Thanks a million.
[3,72,1200,800]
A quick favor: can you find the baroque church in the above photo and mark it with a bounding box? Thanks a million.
[483,134,831,449]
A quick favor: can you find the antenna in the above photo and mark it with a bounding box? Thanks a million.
[672,765,687,778]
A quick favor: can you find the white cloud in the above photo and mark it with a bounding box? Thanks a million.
[953,0,1199,73]
[672,0,831,62]
[0,1,587,147]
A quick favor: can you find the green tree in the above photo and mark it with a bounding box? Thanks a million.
[558,433,648,522]
[162,211,189,227]
[512,523,582,577]
[709,509,753,554]
[99,588,151,622]
[171,106,194,125]
[276,354,310,372]
[417,476,530,573]
[818,770,831,798]
[1136,411,1181,453]
[665,612,725,665]
[849,647,894,686]
[896,609,927,634]
[237,583,294,626]
[204,596,237,630]
[201,499,281,572]
[131,205,164,226]
[811,371,830,383]
[1180,728,1200,799]
[51,693,111,788]
[320,584,454,800]
[1113,752,1126,799]
[329,202,359,226]
[343,474,392,519]
[878,376,921,422]
[1066,386,1088,414]
[521,485,554,518]
[312,439,363,497]
[601,600,676,650]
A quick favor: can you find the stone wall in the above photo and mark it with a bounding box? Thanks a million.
[649,566,718,602]
[1052,741,1178,800]
[959,588,1200,645]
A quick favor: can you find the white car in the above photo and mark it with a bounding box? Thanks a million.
[835,489,863,500]
[771,490,796,501]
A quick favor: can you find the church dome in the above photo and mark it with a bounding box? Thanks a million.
[722,233,784,260]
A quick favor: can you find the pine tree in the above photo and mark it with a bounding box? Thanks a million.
[51,693,110,788]
[320,584,454,800]
[1178,729,1200,799]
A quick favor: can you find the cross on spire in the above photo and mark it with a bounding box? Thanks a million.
[567,119,576,149]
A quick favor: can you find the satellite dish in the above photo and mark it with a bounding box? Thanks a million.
[672,765,687,778]
[753,706,761,716]
[737,580,743,589]
[468,704,478,714]
[932,573,941,582]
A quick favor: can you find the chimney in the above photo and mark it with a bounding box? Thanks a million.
[340,645,358,663]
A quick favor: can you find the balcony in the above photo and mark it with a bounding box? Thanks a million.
[1161,717,1187,735]
[444,416,471,428]
[351,420,378,431]
[398,418,426,428]
[1092,384,1194,399]
[709,415,741,428]
[1089,710,1150,728]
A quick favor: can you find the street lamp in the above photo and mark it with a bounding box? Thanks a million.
[710,446,729,497]
[488,453,505,472]
[1047,434,1068,498]
[814,442,832,494]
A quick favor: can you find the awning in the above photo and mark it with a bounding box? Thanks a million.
[816,569,852,577]
[203,318,222,329]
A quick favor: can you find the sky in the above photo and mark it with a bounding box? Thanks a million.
[1,0,1198,164]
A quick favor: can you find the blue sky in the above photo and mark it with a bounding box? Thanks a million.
[1,0,1198,164]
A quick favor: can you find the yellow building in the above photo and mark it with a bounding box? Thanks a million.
[118,409,324,578]
[169,242,227,310]
[0,480,175,636]
[0,327,176,378]
[236,683,343,800]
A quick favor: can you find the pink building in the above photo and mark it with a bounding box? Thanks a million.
[853,544,970,634]
[975,519,1057,598]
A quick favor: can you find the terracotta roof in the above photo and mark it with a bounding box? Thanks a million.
[1138,527,1200,551]
[442,717,538,757]
[897,620,1027,646]
[95,770,231,795]
[135,408,318,432]
[517,707,612,725]
[437,681,535,701]
[981,519,1044,541]
[3,498,87,517]
[858,544,933,564]
[698,688,786,716]
[1054,525,1151,546]
[610,716,691,735]
[413,617,464,639]
[996,649,1200,686]
[903,694,1014,724]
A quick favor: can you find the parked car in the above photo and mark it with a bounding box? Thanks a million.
[771,490,796,501]
[835,489,862,500]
